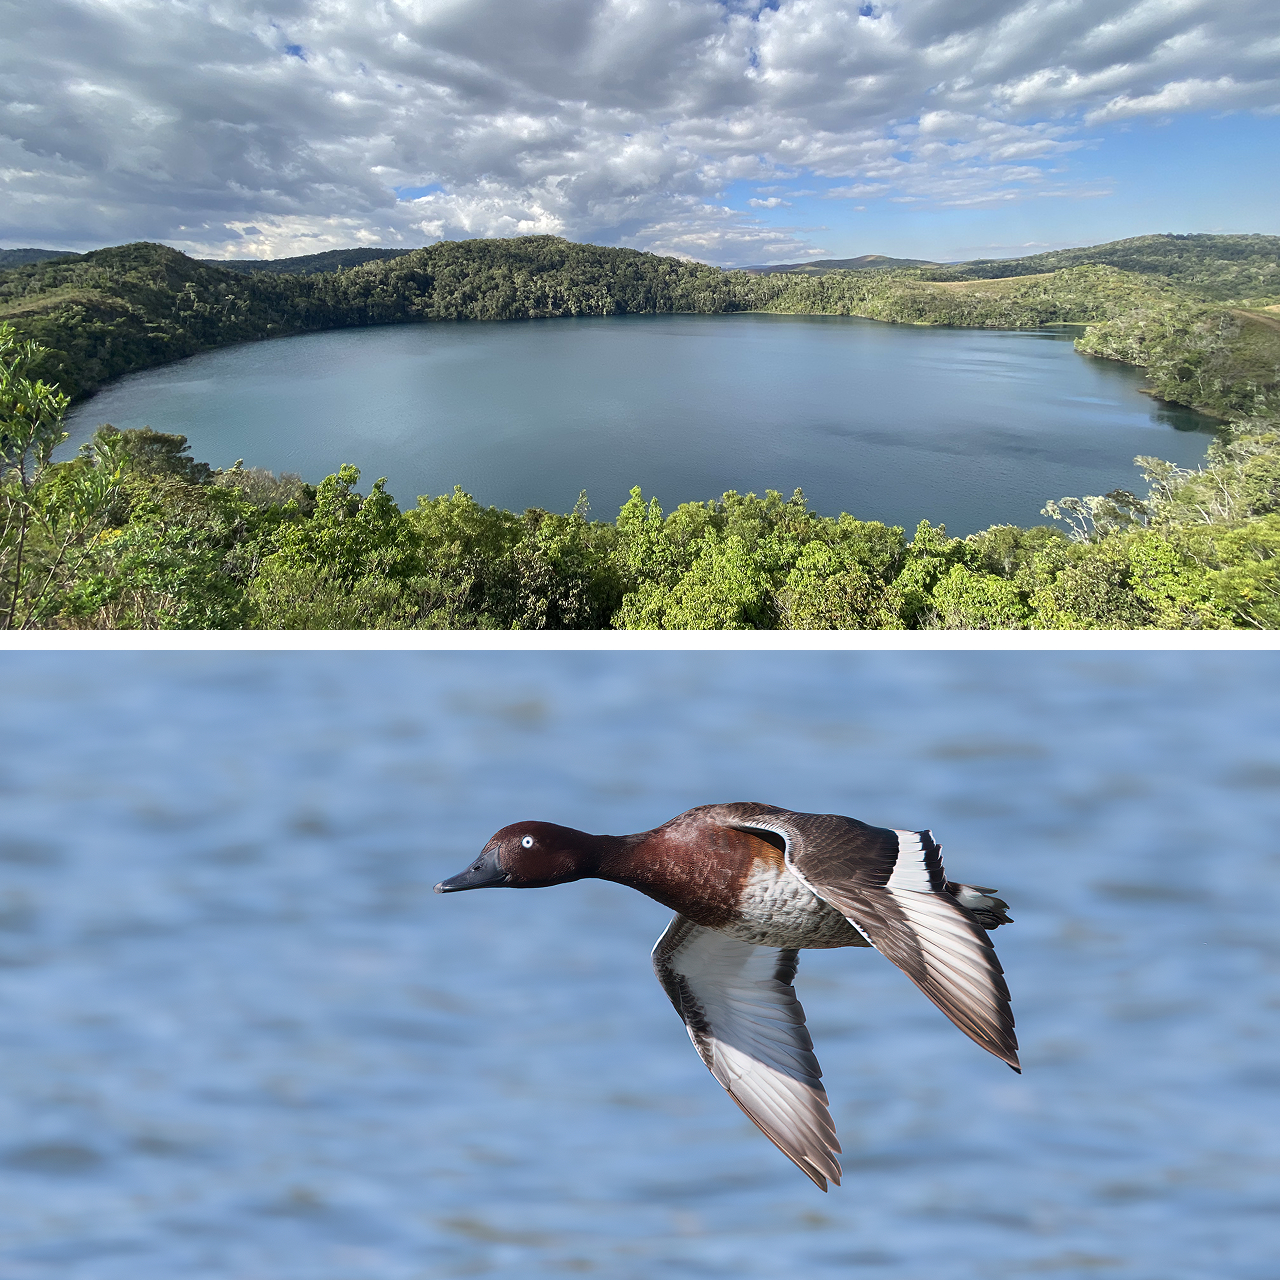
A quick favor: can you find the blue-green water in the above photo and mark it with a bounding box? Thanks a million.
[2,652,1279,1280]
[63,314,1218,535]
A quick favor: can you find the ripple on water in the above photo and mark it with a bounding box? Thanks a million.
[62,315,1220,535]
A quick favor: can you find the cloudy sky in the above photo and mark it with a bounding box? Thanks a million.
[2,0,1278,265]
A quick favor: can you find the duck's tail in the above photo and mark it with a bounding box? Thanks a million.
[945,882,1013,930]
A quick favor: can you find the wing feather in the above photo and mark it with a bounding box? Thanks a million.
[729,814,1020,1072]
[652,914,842,1191]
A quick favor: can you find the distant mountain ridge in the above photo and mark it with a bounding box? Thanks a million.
[745,234,1280,301]
[918,233,1280,300]
[200,247,415,276]
[741,253,937,275]
[0,248,78,269]
[11,234,1276,300]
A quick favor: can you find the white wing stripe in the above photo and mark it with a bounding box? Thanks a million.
[885,829,935,893]
[712,1052,835,1142]
[720,1059,814,1114]
[900,910,988,949]
[892,903,991,953]
[902,916,991,961]
[890,887,970,917]
[916,926,993,962]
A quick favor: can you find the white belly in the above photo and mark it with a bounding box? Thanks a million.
[718,860,868,950]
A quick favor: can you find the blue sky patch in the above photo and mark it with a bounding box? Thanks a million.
[395,184,445,201]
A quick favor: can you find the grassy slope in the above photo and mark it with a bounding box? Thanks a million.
[748,264,1188,328]
[1239,308,1280,334]
[918,233,1280,301]
[1227,312,1280,400]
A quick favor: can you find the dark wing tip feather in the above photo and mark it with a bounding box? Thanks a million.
[724,1087,841,1191]
[908,924,1020,1068]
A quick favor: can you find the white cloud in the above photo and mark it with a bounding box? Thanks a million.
[1085,75,1280,123]
[0,0,1275,263]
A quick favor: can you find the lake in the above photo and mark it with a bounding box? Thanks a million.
[62,314,1219,535]
[2,652,1278,1280]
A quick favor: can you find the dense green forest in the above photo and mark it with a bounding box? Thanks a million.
[1,381,1276,629]
[1,231,1278,628]
[0,237,746,398]
[3,232,1277,415]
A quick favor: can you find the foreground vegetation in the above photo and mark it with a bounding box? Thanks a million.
[2,230,1277,628]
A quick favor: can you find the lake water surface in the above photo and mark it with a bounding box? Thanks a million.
[63,315,1219,534]
[2,653,1278,1280]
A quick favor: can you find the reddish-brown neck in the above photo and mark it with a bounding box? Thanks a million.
[593,821,775,930]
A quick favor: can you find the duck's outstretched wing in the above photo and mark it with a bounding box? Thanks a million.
[729,812,1019,1073]
[652,914,841,1191]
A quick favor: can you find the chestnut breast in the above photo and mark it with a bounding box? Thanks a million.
[601,817,865,949]
[602,820,773,929]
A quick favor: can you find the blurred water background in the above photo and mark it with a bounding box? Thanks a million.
[0,651,1278,1280]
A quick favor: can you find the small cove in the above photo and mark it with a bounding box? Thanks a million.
[63,312,1220,535]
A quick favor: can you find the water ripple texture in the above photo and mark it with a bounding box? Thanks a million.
[63,316,1218,535]
[0,652,1276,1280]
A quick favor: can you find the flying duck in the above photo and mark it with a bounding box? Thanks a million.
[435,802,1017,1191]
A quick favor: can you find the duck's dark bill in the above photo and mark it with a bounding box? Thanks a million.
[434,849,508,892]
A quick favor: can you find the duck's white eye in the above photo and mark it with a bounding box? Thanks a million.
[521,836,534,849]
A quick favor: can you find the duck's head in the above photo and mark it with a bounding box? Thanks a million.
[434,821,598,892]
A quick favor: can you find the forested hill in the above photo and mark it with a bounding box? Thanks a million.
[0,236,745,398]
[4,231,1277,418]
[744,234,1280,300]
[202,247,414,275]
[917,234,1280,300]
[741,254,937,276]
